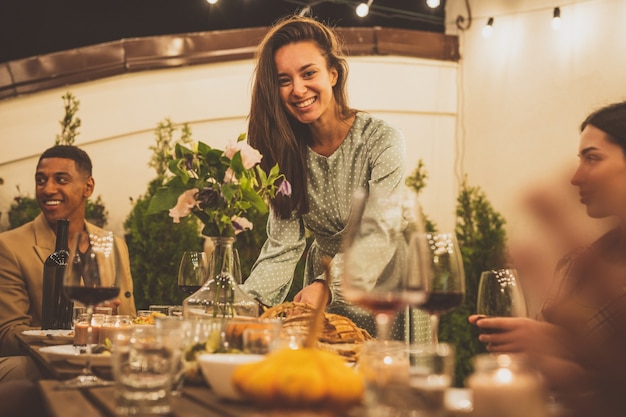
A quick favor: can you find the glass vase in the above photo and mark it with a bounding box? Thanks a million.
[182,236,258,318]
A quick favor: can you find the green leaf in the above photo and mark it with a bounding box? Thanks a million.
[197,141,212,155]
[147,187,180,215]
[242,187,268,214]
[230,152,244,175]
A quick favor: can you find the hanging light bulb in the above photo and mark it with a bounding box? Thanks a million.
[482,17,494,38]
[426,0,441,8]
[552,7,561,30]
[206,0,217,4]
[356,0,373,18]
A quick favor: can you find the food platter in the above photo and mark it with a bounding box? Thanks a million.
[39,344,112,367]
[21,329,75,345]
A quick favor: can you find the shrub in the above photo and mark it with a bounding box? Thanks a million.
[438,176,509,387]
[124,179,203,309]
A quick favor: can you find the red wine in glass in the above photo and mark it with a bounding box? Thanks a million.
[420,291,464,316]
[178,285,202,294]
[64,286,120,306]
[475,269,528,336]
[60,230,121,389]
[178,252,208,295]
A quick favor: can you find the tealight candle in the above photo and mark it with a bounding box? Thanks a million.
[467,353,549,417]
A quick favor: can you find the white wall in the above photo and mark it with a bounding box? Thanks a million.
[445,0,626,237]
[0,55,458,237]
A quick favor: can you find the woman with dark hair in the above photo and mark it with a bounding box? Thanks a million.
[470,100,626,416]
[241,15,410,338]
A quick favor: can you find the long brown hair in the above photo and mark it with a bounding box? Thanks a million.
[248,15,354,219]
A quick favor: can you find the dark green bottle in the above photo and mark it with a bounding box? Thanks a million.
[41,219,73,329]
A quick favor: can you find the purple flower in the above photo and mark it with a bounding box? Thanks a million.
[196,187,220,209]
[277,179,292,196]
[184,154,194,171]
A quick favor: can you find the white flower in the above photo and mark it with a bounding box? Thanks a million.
[169,188,198,223]
[231,216,254,234]
[224,139,262,169]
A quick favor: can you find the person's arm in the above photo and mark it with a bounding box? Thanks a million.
[0,236,35,355]
[241,209,307,307]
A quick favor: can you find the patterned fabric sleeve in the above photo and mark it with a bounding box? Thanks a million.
[241,209,307,306]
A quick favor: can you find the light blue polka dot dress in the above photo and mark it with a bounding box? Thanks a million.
[242,112,430,342]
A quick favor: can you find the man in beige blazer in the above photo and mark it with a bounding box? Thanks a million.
[0,145,136,379]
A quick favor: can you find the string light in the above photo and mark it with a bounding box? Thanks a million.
[552,7,561,30]
[356,0,373,18]
[481,17,494,38]
[426,0,441,8]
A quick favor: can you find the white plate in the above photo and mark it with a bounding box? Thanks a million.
[22,329,75,345]
[39,344,112,367]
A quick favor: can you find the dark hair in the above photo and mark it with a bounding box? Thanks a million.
[581,100,626,155]
[248,15,355,219]
[38,145,93,176]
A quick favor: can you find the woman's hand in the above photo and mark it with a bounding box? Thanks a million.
[470,316,572,358]
[294,281,330,307]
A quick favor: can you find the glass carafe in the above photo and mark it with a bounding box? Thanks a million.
[182,236,258,318]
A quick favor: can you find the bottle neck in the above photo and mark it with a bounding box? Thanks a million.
[54,219,70,252]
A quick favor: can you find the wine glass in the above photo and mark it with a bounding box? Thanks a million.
[476,269,528,331]
[178,251,208,294]
[419,232,466,343]
[341,187,426,341]
[60,230,121,388]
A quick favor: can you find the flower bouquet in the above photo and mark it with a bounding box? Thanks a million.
[148,133,290,237]
[148,134,290,318]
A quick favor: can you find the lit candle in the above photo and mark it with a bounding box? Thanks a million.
[468,354,549,417]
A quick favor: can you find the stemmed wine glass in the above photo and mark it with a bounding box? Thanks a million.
[418,232,466,343]
[177,251,208,295]
[341,187,426,341]
[476,269,528,328]
[60,230,120,388]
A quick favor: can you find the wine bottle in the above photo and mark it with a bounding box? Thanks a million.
[41,219,73,329]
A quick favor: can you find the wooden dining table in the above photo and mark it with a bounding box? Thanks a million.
[17,333,367,417]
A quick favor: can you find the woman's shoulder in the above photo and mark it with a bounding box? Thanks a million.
[352,112,404,143]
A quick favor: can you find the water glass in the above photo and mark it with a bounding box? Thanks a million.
[359,341,455,417]
[242,327,275,354]
[154,316,188,396]
[99,315,133,346]
[358,340,410,412]
[112,326,177,415]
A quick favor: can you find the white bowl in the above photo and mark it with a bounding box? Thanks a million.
[197,353,264,401]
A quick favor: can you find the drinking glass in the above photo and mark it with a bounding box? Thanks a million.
[341,187,426,341]
[418,232,466,343]
[60,230,121,388]
[177,251,208,295]
[476,269,528,327]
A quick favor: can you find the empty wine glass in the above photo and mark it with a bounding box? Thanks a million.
[178,251,208,295]
[418,232,466,344]
[341,187,426,341]
[476,269,528,328]
[60,230,121,388]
